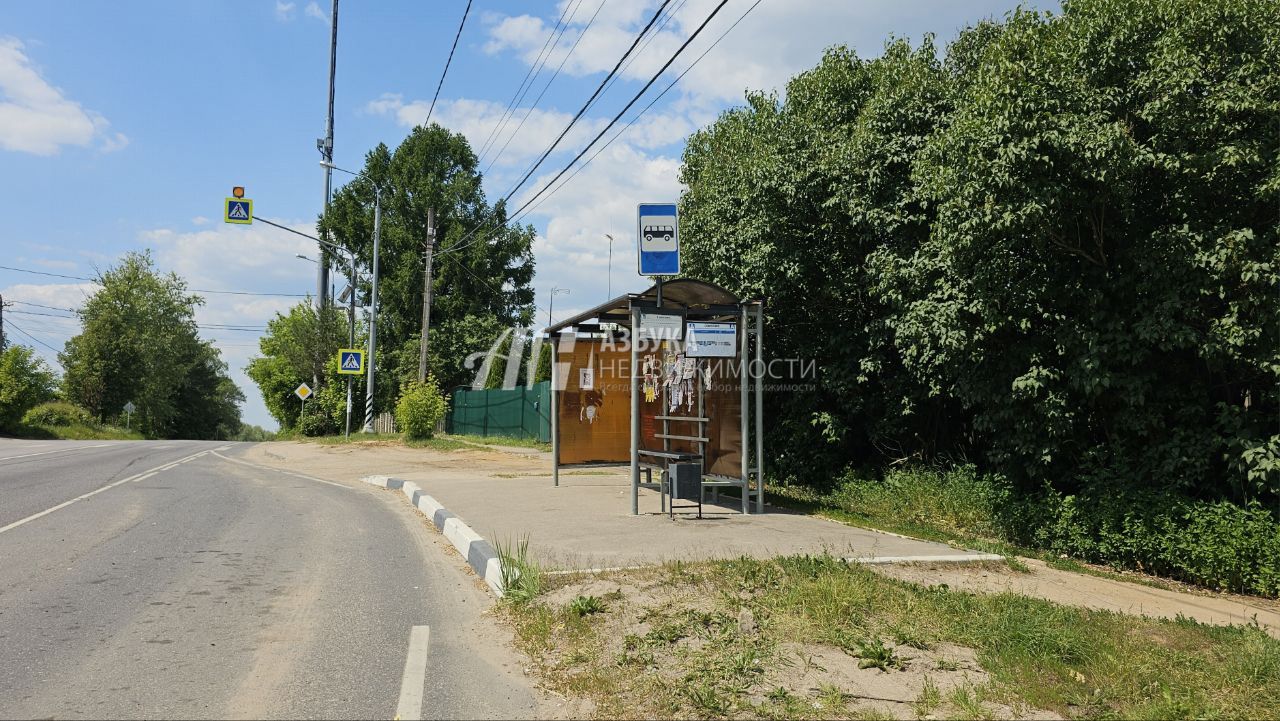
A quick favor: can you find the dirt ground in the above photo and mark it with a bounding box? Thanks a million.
[246,440,1280,639]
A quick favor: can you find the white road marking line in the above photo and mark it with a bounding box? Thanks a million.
[0,449,208,535]
[209,451,351,490]
[132,472,157,483]
[0,443,113,462]
[395,625,431,721]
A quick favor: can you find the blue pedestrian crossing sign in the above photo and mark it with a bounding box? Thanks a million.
[337,348,365,375]
[224,197,253,224]
[637,202,679,276]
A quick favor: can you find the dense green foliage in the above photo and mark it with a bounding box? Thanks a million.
[22,401,94,427]
[58,252,244,439]
[323,124,536,402]
[0,344,57,430]
[246,301,359,433]
[800,466,1280,596]
[396,377,448,440]
[678,0,1278,589]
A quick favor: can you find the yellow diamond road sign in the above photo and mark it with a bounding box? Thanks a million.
[294,383,312,400]
[337,348,364,375]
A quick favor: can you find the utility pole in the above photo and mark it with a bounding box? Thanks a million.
[0,293,5,349]
[418,207,437,383]
[363,186,383,432]
[548,286,569,327]
[316,0,339,309]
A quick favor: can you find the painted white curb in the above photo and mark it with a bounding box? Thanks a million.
[362,475,505,596]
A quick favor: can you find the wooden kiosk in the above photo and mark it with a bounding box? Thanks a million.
[545,279,765,515]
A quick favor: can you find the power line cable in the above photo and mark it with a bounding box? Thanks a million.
[479,0,588,169]
[482,0,605,175]
[423,0,474,127]
[432,0,680,260]
[514,0,764,224]
[500,0,675,205]
[9,300,77,313]
[5,319,62,355]
[475,0,580,162]
[593,0,688,109]
[0,263,310,298]
[509,0,732,220]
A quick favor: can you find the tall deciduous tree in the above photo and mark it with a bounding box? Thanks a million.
[322,124,535,404]
[679,0,1279,503]
[246,301,355,432]
[60,251,244,439]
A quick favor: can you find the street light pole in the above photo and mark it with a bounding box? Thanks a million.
[363,186,383,433]
[604,234,614,299]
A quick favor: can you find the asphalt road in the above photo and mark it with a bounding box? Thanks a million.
[0,439,538,720]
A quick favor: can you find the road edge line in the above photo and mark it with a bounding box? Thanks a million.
[362,475,505,597]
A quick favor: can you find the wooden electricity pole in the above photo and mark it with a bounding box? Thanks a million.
[418,207,437,382]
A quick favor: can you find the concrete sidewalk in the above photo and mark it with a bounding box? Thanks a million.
[245,442,987,571]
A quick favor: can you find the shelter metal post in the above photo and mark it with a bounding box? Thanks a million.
[739,304,749,514]
[630,306,641,515]
[551,334,560,487]
[754,303,765,513]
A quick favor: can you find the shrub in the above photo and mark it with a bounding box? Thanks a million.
[22,401,95,427]
[0,345,57,429]
[296,409,335,437]
[396,376,448,440]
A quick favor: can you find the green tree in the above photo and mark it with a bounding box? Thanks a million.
[322,124,536,403]
[59,251,244,439]
[246,301,357,431]
[0,345,57,430]
[678,0,1279,505]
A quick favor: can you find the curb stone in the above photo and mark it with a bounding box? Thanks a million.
[362,475,505,596]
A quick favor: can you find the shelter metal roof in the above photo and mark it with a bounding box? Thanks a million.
[544,278,752,334]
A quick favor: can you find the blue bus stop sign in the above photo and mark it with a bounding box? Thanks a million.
[637,203,679,276]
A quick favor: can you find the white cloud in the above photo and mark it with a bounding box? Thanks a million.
[191,215,210,226]
[275,1,297,21]
[100,131,129,153]
[305,2,329,23]
[0,36,125,155]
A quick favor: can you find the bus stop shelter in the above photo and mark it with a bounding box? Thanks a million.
[544,279,765,515]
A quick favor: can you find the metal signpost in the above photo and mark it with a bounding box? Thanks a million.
[336,349,363,439]
[123,401,136,431]
[637,203,679,277]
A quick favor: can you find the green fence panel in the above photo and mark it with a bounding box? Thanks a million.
[447,381,550,443]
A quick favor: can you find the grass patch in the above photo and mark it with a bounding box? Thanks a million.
[440,433,551,451]
[502,555,1280,719]
[768,475,1188,595]
[494,535,543,604]
[3,423,145,440]
[298,431,475,452]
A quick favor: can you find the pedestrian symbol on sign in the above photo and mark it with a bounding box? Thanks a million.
[337,348,364,375]
[224,197,253,225]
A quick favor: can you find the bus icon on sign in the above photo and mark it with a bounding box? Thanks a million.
[643,225,674,244]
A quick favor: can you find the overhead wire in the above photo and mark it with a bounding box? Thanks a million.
[513,0,765,224]
[436,0,742,260]
[481,0,603,175]
[500,0,675,204]
[5,319,63,355]
[423,0,474,127]
[474,0,580,162]
[0,263,310,298]
[509,0,732,221]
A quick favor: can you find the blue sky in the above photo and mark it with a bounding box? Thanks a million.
[1,0,1048,430]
